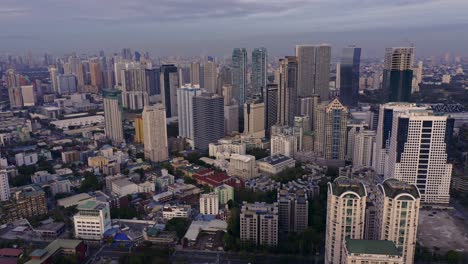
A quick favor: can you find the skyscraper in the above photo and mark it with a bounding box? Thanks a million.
[325,177,367,264]
[103,89,124,144]
[376,179,420,264]
[314,98,348,161]
[203,61,217,93]
[264,83,278,135]
[243,101,265,139]
[277,56,298,126]
[190,62,201,86]
[57,74,77,95]
[296,44,331,100]
[251,47,268,96]
[48,66,59,93]
[382,47,415,102]
[90,62,103,90]
[384,106,454,204]
[143,104,169,162]
[177,85,204,147]
[21,85,35,107]
[339,46,361,107]
[145,68,161,95]
[160,64,179,117]
[0,169,10,201]
[232,48,248,131]
[192,93,225,151]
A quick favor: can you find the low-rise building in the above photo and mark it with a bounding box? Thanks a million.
[256,154,295,175]
[214,184,234,205]
[162,205,191,220]
[25,239,87,264]
[73,200,111,240]
[342,239,404,264]
[228,154,257,180]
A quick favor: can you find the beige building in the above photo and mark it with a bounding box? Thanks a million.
[325,177,367,264]
[256,154,295,175]
[204,61,217,93]
[244,101,265,139]
[315,98,348,160]
[375,179,420,264]
[270,132,297,158]
[103,89,124,143]
[199,192,219,215]
[209,139,246,160]
[342,239,404,264]
[21,85,36,107]
[228,154,257,180]
[240,202,278,246]
[143,104,169,162]
[214,184,234,205]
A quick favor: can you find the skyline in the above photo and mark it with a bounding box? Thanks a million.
[1,0,468,57]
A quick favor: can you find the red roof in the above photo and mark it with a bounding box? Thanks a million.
[193,169,214,177]
[0,248,24,257]
[193,172,230,187]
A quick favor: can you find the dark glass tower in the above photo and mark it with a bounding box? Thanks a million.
[382,47,414,102]
[339,46,361,107]
[160,64,179,117]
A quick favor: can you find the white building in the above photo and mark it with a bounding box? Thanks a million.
[244,101,265,139]
[15,152,38,166]
[256,154,296,175]
[352,130,376,168]
[0,169,10,201]
[111,178,139,196]
[73,200,111,240]
[199,192,219,215]
[162,205,191,220]
[103,89,124,143]
[143,104,169,162]
[228,154,257,180]
[177,85,204,146]
[325,177,367,264]
[208,139,246,160]
[270,133,297,158]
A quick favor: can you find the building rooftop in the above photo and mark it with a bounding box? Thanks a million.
[346,238,401,256]
[26,239,82,264]
[258,154,293,165]
[380,178,420,199]
[330,177,366,197]
[77,200,107,211]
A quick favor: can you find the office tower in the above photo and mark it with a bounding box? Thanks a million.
[297,95,319,130]
[314,98,348,160]
[203,61,217,93]
[74,200,112,240]
[339,46,361,107]
[0,170,10,201]
[192,93,225,151]
[160,64,179,117]
[134,115,144,144]
[57,74,77,95]
[325,177,367,264]
[199,193,219,215]
[376,179,420,264]
[90,62,103,90]
[217,66,232,96]
[244,101,265,138]
[343,239,404,264]
[277,56,298,126]
[277,189,308,233]
[384,107,454,204]
[143,104,169,162]
[296,44,331,100]
[225,104,239,136]
[251,47,268,96]
[145,68,160,95]
[264,84,278,135]
[240,202,278,246]
[48,66,59,93]
[21,85,35,107]
[383,47,415,102]
[232,48,248,131]
[177,85,204,146]
[190,62,201,85]
[353,130,376,168]
[270,130,297,158]
[103,89,124,144]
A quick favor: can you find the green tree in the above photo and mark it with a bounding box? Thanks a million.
[165,217,191,239]
[79,171,100,192]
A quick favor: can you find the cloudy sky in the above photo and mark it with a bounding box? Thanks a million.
[1,0,467,57]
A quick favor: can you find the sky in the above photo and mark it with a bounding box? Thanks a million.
[1,0,468,58]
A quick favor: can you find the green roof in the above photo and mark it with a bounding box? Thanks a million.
[330,177,366,197]
[346,239,400,256]
[26,239,82,264]
[381,179,420,199]
[77,200,98,209]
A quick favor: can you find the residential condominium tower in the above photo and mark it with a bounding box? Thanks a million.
[103,89,124,144]
[295,44,331,100]
[143,104,169,163]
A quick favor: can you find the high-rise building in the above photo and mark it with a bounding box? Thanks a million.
[383,47,415,102]
[0,170,10,201]
[296,44,331,100]
[203,61,217,93]
[384,106,454,204]
[57,74,77,95]
[8,86,23,109]
[21,85,35,107]
[412,61,423,93]
[90,62,103,90]
[160,64,179,117]
[48,66,59,93]
[277,189,308,233]
[277,56,298,126]
[352,130,376,168]
[134,115,144,144]
[244,101,265,138]
[342,239,404,264]
[339,46,361,107]
[314,98,348,160]
[143,104,169,163]
[232,48,248,131]
[251,47,267,96]
[177,85,204,146]
[73,200,111,240]
[297,95,319,130]
[376,179,420,264]
[192,93,225,151]
[214,184,234,205]
[103,89,124,144]
[325,177,367,264]
[264,84,278,135]
[199,192,219,215]
[217,66,232,96]
[190,62,201,86]
[145,68,161,95]
[240,202,278,246]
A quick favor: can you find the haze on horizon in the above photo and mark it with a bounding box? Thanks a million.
[1,0,468,58]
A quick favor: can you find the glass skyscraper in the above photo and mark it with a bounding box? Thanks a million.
[232,48,248,132]
[339,46,361,107]
[251,47,267,97]
[382,47,414,102]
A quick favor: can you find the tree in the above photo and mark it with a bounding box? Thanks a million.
[246,148,269,159]
[79,171,100,192]
[165,218,191,239]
